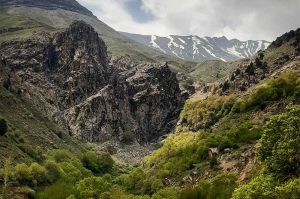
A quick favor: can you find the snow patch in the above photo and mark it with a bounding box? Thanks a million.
[178,38,187,44]
[226,46,244,58]
[192,36,202,58]
[150,35,166,53]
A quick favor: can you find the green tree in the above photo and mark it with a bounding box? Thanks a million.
[259,105,300,178]
[15,163,31,184]
[29,163,48,186]
[1,159,14,198]
[76,176,112,198]
[207,173,237,199]
[81,151,114,174]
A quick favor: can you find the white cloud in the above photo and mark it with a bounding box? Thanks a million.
[77,0,300,41]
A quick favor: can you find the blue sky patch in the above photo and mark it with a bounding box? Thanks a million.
[124,0,156,23]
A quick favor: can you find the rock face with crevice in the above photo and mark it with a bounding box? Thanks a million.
[0,21,184,143]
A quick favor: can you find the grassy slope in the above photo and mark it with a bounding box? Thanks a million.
[0,87,85,165]
[189,60,245,83]
[0,9,55,42]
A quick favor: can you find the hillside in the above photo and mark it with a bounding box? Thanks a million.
[0,1,299,199]
[0,0,93,16]
[0,20,299,198]
[121,32,270,62]
[204,28,300,96]
[0,85,85,166]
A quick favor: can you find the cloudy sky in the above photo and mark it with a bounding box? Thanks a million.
[77,0,300,41]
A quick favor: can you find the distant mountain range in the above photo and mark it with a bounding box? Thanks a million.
[120,32,271,62]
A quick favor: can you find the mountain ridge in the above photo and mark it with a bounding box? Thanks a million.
[0,0,94,16]
[120,31,270,62]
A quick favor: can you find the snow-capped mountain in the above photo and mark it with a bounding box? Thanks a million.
[120,32,270,62]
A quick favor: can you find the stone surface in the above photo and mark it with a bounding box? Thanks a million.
[0,21,184,143]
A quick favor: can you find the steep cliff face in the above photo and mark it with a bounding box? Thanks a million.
[0,21,184,143]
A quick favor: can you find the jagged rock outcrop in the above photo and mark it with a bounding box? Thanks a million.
[0,21,184,143]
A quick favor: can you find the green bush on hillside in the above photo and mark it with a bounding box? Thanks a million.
[76,176,113,198]
[180,96,235,131]
[81,151,114,174]
[181,173,237,199]
[259,105,300,178]
[233,105,300,198]
[47,149,92,183]
[233,174,277,199]
[151,187,181,199]
[36,181,78,199]
[232,71,300,113]
[275,178,300,198]
[233,174,300,199]
[0,118,8,136]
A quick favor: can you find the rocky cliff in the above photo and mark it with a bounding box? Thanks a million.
[0,21,184,143]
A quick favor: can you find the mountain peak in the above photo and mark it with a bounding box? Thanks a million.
[120,32,271,62]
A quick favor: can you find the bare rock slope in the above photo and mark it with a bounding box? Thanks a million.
[0,21,184,143]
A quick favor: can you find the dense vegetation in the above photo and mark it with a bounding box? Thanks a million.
[233,105,300,198]
[0,70,299,198]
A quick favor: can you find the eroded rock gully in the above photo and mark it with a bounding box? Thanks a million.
[0,21,185,143]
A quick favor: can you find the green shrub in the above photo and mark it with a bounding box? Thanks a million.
[180,96,235,130]
[233,70,300,112]
[76,176,113,198]
[276,178,300,198]
[29,162,48,185]
[45,160,61,183]
[234,105,300,199]
[47,149,73,163]
[226,125,262,145]
[14,162,48,186]
[47,150,91,183]
[259,105,300,179]
[17,145,44,162]
[233,175,277,199]
[59,160,91,183]
[15,163,31,184]
[122,130,135,144]
[207,173,237,199]
[181,173,237,199]
[151,187,180,199]
[36,181,77,199]
[118,168,147,194]
[81,151,114,174]
[0,118,8,136]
